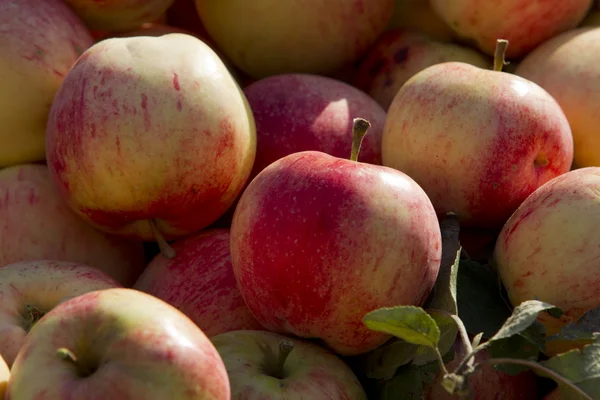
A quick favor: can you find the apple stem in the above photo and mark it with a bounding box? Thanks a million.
[24,304,45,331]
[350,118,371,162]
[493,39,509,72]
[148,219,176,259]
[57,347,94,377]
[275,340,294,379]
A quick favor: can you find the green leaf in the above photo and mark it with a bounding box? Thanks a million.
[363,339,420,380]
[378,366,424,400]
[456,259,512,338]
[487,334,540,375]
[426,240,461,316]
[413,310,458,366]
[519,321,548,352]
[363,306,440,348]
[488,300,563,343]
[541,344,600,399]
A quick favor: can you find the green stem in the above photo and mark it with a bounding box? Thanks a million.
[148,219,176,259]
[450,314,474,364]
[57,348,94,377]
[274,340,294,379]
[493,39,509,72]
[482,358,593,400]
[350,118,371,162]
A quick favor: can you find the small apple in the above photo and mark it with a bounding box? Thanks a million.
[62,0,175,32]
[430,0,592,58]
[194,0,394,79]
[354,29,491,110]
[0,260,122,367]
[515,27,600,168]
[212,330,367,399]
[0,164,146,286]
[0,0,93,168]
[7,288,230,399]
[45,33,256,256]
[381,40,574,230]
[230,119,442,356]
[133,228,263,337]
[493,167,600,353]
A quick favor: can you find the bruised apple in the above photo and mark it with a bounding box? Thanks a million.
[45,33,256,255]
[0,0,93,168]
[0,164,146,286]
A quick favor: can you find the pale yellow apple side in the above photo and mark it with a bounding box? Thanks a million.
[53,33,256,239]
[516,27,600,168]
[0,355,8,400]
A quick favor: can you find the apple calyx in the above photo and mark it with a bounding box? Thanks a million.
[534,152,550,167]
[350,117,371,162]
[148,219,176,259]
[493,39,509,72]
[23,304,45,332]
[57,347,96,378]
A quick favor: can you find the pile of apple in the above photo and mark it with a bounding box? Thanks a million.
[1,0,600,399]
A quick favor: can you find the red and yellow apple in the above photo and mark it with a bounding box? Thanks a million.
[133,228,263,337]
[0,0,93,168]
[45,33,256,249]
[0,260,121,366]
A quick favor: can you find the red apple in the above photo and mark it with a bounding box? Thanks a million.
[212,330,367,399]
[426,340,537,399]
[230,120,442,356]
[194,0,394,79]
[493,167,600,352]
[354,29,491,111]
[0,0,93,168]
[0,260,121,367]
[133,228,263,337]
[381,43,574,230]
[7,288,230,399]
[45,33,256,254]
[244,73,386,177]
[0,164,146,286]
[430,0,592,58]
[63,0,176,32]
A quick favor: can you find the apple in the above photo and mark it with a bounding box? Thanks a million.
[0,355,8,399]
[0,0,93,168]
[429,0,592,58]
[381,41,574,230]
[194,0,394,79]
[97,23,193,40]
[133,228,263,337]
[386,0,455,42]
[354,29,491,111]
[244,73,386,177]
[0,260,122,367]
[543,388,561,400]
[515,27,600,169]
[493,167,600,353]
[212,330,367,399]
[62,0,175,32]
[0,164,146,286]
[6,288,230,399]
[230,119,442,356]
[45,33,256,256]
[425,340,537,399]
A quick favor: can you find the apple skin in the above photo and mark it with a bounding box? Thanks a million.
[493,167,600,353]
[6,288,230,399]
[45,33,256,241]
[381,61,574,230]
[244,73,386,177]
[0,355,8,399]
[426,341,537,399]
[0,260,122,367]
[0,164,146,286]
[354,29,491,111]
[0,0,93,168]
[133,228,263,337]
[230,150,442,356]
[212,330,367,399]
[515,27,600,169]
[430,0,592,59]
[386,0,455,42]
[194,0,394,79]
[63,0,176,32]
